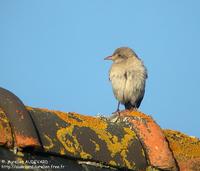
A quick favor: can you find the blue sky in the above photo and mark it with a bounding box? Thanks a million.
[1,1,200,138]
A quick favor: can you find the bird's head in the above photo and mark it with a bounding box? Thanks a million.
[104,47,138,63]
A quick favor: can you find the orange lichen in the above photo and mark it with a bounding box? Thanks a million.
[123,110,152,120]
[164,129,200,158]
[15,133,40,148]
[164,129,200,170]
[54,110,108,129]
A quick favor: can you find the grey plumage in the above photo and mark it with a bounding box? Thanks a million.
[105,47,147,110]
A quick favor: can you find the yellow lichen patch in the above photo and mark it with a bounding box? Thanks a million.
[120,150,132,169]
[163,129,200,161]
[141,147,146,157]
[43,134,54,151]
[146,166,160,171]
[59,148,66,155]
[0,109,10,123]
[97,128,136,169]
[80,151,92,159]
[57,125,92,159]
[103,127,136,162]
[119,127,137,168]
[0,108,12,146]
[109,160,117,166]
[57,125,85,156]
[90,139,100,152]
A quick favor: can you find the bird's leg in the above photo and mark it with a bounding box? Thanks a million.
[111,102,120,114]
[116,102,121,117]
[116,101,120,112]
[113,102,121,116]
[109,102,121,122]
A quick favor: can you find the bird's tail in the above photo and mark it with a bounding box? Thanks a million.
[124,102,135,110]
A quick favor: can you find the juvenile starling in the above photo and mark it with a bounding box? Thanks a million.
[104,47,147,111]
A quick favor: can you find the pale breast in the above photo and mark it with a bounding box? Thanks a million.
[109,64,127,102]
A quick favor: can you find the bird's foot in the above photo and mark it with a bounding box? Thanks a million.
[128,107,138,111]
[112,109,120,116]
[109,110,121,122]
[133,107,138,111]
[109,115,120,122]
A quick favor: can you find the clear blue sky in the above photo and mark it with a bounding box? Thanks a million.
[1,1,200,138]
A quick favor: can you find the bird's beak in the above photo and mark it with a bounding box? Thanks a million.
[104,56,113,60]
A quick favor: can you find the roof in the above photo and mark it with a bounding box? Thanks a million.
[0,87,200,171]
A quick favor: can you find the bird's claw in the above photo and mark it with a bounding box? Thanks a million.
[112,110,120,116]
[109,111,121,122]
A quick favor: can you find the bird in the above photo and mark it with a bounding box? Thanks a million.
[104,47,147,112]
